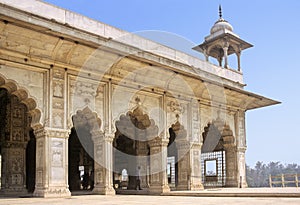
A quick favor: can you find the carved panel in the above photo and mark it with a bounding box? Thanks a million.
[237,111,246,147]
[71,81,98,97]
[96,169,103,184]
[11,174,23,185]
[10,158,22,174]
[168,100,185,114]
[52,110,64,128]
[51,139,65,183]
[69,78,100,112]
[95,144,103,159]
[12,128,23,141]
[180,172,187,181]
[53,68,64,79]
[152,173,159,183]
[193,150,200,176]
[191,101,200,142]
[37,170,43,184]
[7,96,28,143]
[53,80,64,98]
[53,98,64,109]
[37,140,44,168]
[6,148,25,187]
[51,140,63,167]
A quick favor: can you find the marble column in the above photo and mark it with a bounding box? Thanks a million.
[223,138,238,187]
[148,137,170,194]
[91,131,115,195]
[223,46,229,69]
[190,143,204,190]
[176,140,190,190]
[33,127,71,198]
[235,110,247,188]
[237,52,242,72]
[237,147,247,188]
[176,141,203,191]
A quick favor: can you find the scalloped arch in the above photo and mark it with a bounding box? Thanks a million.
[0,75,42,126]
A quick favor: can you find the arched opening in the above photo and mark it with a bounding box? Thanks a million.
[121,169,128,181]
[68,108,99,193]
[167,127,178,189]
[0,87,37,194]
[167,116,188,190]
[227,46,238,69]
[0,150,1,189]
[201,121,235,188]
[26,129,36,193]
[113,129,137,190]
[113,105,157,192]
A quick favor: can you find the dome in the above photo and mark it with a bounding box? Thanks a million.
[210,18,233,34]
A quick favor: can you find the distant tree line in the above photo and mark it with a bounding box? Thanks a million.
[246,161,300,187]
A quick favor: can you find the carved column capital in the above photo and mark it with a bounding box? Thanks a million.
[2,141,27,148]
[237,146,247,153]
[148,136,169,148]
[47,128,70,138]
[33,127,70,139]
[191,142,202,150]
[104,133,115,143]
[90,130,104,142]
[223,135,235,148]
[176,140,191,151]
[90,130,115,144]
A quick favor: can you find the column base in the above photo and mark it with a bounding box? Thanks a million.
[0,188,28,196]
[240,181,248,188]
[176,184,189,191]
[225,180,239,188]
[148,185,170,195]
[33,187,71,198]
[92,186,115,195]
[190,183,204,191]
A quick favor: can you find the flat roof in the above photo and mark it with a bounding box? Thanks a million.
[0,0,244,85]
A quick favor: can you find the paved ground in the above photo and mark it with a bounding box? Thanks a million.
[164,187,300,197]
[1,188,300,205]
[1,195,300,205]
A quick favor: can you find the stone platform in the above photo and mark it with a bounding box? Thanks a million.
[1,188,299,205]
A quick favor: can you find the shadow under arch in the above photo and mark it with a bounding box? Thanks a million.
[201,119,235,188]
[167,117,187,190]
[0,76,42,195]
[68,106,101,192]
[113,104,158,191]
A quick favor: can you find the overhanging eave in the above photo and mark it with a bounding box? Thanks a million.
[224,85,281,111]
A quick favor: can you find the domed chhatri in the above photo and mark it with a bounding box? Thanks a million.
[210,5,234,34]
[210,19,233,34]
[193,5,253,71]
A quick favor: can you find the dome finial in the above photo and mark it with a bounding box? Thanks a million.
[219,5,222,19]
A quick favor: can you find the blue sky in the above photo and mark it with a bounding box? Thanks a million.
[42,0,300,167]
